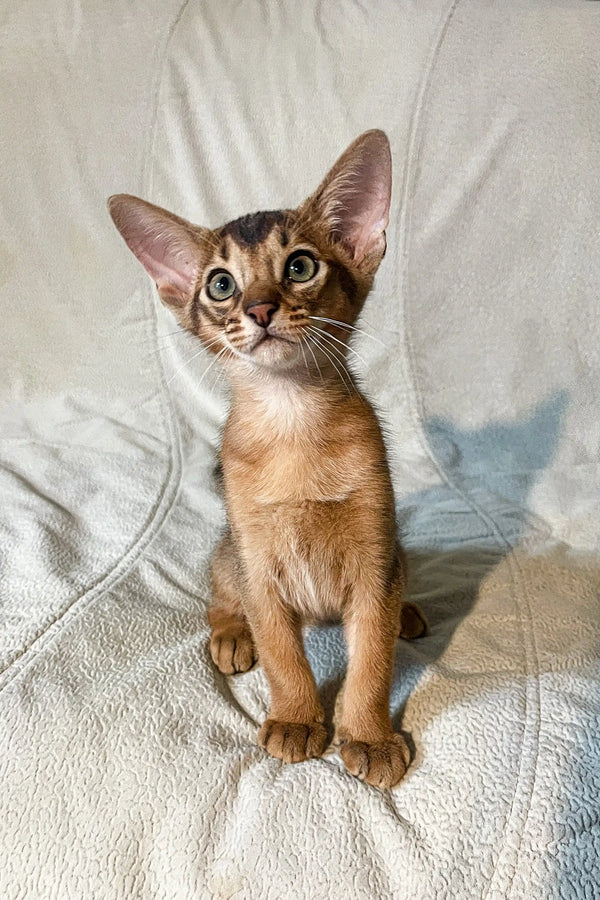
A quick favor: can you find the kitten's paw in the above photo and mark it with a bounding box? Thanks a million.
[210,626,256,675]
[340,734,411,788]
[399,601,428,640]
[258,719,328,764]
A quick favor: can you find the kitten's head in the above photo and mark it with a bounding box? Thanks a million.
[108,130,391,377]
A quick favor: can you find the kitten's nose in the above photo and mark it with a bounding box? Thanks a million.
[246,301,278,328]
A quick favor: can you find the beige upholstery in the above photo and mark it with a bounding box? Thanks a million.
[1,2,599,896]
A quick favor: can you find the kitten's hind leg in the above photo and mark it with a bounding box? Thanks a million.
[394,543,428,640]
[208,531,256,675]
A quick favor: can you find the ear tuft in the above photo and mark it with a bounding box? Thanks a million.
[301,130,392,271]
[108,194,201,308]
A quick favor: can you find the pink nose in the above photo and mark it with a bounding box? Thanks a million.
[246,301,278,328]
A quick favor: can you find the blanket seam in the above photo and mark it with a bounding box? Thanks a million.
[0,0,191,696]
[395,1,542,897]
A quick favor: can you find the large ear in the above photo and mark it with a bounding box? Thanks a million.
[108,194,204,307]
[300,130,392,271]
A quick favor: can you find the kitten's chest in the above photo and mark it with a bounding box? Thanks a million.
[222,398,366,505]
[224,437,361,506]
[238,495,355,619]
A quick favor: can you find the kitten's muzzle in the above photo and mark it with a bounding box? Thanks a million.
[246,300,279,328]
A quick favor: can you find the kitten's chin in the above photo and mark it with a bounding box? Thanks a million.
[246,335,302,371]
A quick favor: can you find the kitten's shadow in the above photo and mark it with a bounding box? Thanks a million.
[305,391,567,757]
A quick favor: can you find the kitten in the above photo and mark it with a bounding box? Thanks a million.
[108,130,426,789]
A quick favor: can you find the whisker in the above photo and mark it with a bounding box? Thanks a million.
[311,336,353,395]
[305,331,353,396]
[308,327,356,377]
[164,347,207,387]
[308,331,350,375]
[163,339,227,387]
[194,346,230,390]
[308,315,386,348]
[307,325,368,370]
[156,328,189,340]
[298,334,311,381]
[301,332,324,383]
[143,334,223,362]
[140,328,191,347]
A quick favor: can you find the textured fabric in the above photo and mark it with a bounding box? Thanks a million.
[1,1,599,898]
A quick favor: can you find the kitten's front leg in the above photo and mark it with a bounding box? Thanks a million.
[337,588,410,789]
[245,586,328,764]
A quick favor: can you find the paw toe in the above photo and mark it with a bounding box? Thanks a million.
[210,629,256,674]
[259,719,327,763]
[340,734,410,788]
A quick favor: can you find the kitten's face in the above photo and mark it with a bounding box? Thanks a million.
[189,208,368,372]
[109,130,392,379]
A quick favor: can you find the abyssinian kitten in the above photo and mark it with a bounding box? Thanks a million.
[108,130,426,789]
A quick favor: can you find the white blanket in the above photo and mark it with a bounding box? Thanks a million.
[1,1,599,897]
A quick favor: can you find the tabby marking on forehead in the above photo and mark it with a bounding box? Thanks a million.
[221,210,287,247]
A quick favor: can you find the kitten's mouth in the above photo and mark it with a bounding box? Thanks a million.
[255,331,295,348]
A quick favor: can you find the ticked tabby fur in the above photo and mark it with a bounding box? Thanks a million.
[109,130,426,789]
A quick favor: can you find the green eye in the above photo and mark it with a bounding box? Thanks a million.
[207,270,236,301]
[286,252,317,283]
